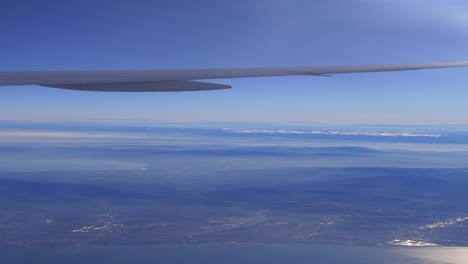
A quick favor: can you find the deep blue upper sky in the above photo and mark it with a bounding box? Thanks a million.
[1,0,468,124]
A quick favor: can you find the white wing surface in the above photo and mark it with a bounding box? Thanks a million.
[0,61,467,92]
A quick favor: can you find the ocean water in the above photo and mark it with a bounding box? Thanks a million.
[1,245,467,264]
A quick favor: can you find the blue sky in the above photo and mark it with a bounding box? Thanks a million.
[1,0,468,124]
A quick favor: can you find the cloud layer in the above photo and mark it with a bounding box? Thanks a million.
[224,129,444,138]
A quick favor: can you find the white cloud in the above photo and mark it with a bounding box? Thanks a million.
[224,128,444,138]
[419,216,468,230]
[387,239,438,247]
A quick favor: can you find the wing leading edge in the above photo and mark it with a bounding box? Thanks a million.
[0,61,467,92]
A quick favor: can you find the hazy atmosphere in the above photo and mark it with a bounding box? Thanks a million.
[2,1,468,264]
[1,120,468,264]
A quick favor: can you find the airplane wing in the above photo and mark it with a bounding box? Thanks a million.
[0,61,467,92]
